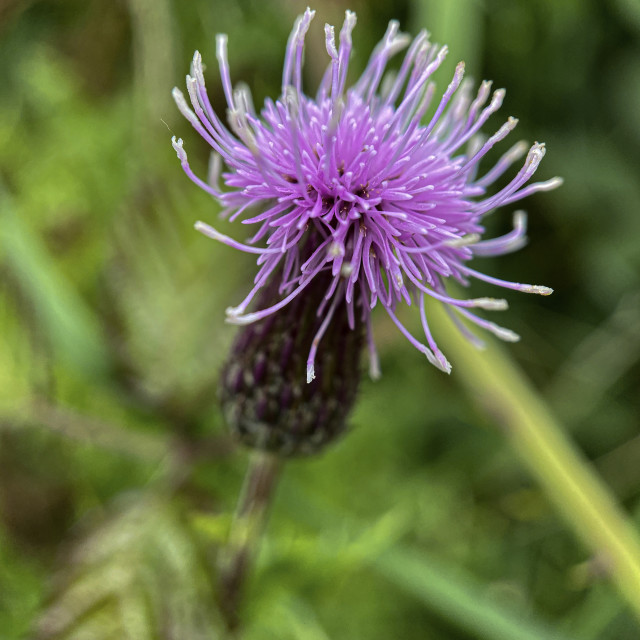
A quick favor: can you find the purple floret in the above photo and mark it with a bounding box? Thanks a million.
[172,8,561,382]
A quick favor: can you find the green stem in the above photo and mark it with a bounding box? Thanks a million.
[429,300,640,622]
[218,451,282,634]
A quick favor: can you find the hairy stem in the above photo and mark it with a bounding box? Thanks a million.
[218,451,282,633]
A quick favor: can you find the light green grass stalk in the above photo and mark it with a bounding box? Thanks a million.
[429,299,640,623]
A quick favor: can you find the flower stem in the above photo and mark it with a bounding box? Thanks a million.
[429,300,640,622]
[218,451,282,633]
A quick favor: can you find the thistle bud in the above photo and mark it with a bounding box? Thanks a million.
[220,268,364,457]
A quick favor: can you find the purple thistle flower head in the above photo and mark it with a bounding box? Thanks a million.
[172,8,561,383]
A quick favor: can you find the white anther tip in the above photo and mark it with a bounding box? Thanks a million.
[495,327,521,342]
[194,220,220,239]
[341,263,354,278]
[171,136,187,161]
[191,52,205,84]
[509,141,529,158]
[172,86,185,103]
[425,349,452,374]
[328,241,345,257]
[513,210,528,229]
[225,305,243,317]
[369,357,381,381]
[475,297,509,311]
[545,177,564,190]
[325,25,338,57]
[528,285,553,296]
[225,310,256,325]
[438,356,453,374]
[216,34,228,58]
[306,363,316,384]
[344,9,357,24]
[445,233,481,248]
[172,87,199,124]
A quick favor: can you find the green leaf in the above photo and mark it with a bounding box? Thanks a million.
[0,186,110,379]
[272,482,570,640]
[375,546,571,640]
[413,0,484,78]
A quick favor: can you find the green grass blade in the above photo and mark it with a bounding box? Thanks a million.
[429,298,640,624]
[1,185,110,378]
[375,546,571,640]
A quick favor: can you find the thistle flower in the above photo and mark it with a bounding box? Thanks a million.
[172,9,560,387]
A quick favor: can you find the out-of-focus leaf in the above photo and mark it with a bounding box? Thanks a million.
[0,289,35,413]
[0,529,44,640]
[107,188,238,413]
[0,186,110,379]
[265,480,569,640]
[34,494,224,640]
[612,0,640,33]
[375,546,571,640]
[413,0,484,78]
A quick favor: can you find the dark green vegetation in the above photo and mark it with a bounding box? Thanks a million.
[1,0,639,638]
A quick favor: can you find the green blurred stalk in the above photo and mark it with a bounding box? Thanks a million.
[126,0,175,149]
[281,480,569,640]
[218,451,282,634]
[0,186,110,378]
[376,546,569,640]
[413,0,483,79]
[429,299,640,623]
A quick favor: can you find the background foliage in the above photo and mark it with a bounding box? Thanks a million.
[1,0,639,638]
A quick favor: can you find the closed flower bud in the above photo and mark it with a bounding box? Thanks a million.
[220,238,363,456]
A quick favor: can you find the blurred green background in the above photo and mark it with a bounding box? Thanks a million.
[1,0,640,638]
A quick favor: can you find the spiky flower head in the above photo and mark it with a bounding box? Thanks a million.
[172,8,561,383]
